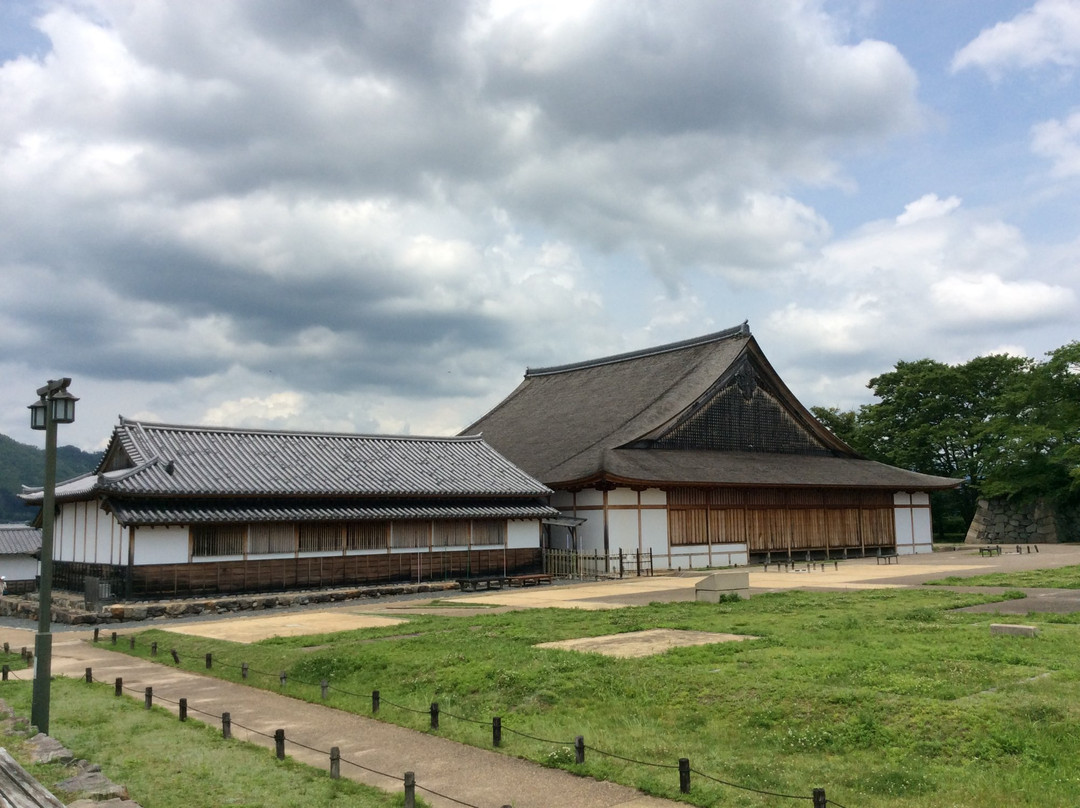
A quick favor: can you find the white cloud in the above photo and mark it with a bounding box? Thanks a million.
[201,392,306,427]
[764,194,1078,407]
[1032,109,1080,176]
[952,0,1080,76]
[929,274,1074,328]
[895,193,962,226]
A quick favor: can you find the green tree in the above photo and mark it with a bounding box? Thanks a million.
[981,342,1080,504]
[813,353,1029,529]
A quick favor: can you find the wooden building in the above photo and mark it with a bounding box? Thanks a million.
[0,524,40,594]
[462,323,960,567]
[21,419,557,598]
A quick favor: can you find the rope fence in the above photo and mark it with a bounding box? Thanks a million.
[2,635,847,807]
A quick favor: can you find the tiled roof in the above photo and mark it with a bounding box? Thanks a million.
[463,324,961,491]
[0,524,41,555]
[23,420,552,502]
[547,449,961,490]
[462,326,754,480]
[107,501,560,526]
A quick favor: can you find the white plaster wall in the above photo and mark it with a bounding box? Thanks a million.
[911,502,934,554]
[96,507,123,565]
[575,489,605,507]
[55,503,73,561]
[607,488,638,506]
[133,526,189,564]
[507,520,540,549]
[607,509,640,554]
[640,488,666,506]
[54,500,125,565]
[576,510,606,554]
[893,491,934,555]
[641,509,669,558]
[0,556,38,582]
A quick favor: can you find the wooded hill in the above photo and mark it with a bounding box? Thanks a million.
[0,433,102,524]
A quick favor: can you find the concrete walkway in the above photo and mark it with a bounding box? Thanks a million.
[0,626,679,808]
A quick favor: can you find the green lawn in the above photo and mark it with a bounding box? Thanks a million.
[926,563,1080,589]
[0,676,413,808]
[105,587,1080,807]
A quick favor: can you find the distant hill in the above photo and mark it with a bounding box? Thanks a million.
[0,433,103,524]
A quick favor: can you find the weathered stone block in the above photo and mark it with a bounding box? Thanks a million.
[990,623,1039,638]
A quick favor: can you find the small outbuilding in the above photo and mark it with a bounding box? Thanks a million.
[21,419,558,599]
[462,323,960,568]
[0,524,41,594]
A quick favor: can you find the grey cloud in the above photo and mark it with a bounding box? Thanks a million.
[481,0,918,141]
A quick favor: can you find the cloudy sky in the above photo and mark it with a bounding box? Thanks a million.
[2,0,1077,451]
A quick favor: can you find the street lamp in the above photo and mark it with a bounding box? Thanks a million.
[27,377,77,735]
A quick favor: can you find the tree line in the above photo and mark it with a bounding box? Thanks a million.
[812,342,1080,540]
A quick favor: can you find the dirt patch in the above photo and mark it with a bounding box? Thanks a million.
[536,628,758,658]
[162,612,407,643]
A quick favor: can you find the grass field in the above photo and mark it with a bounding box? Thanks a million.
[105,586,1080,807]
[926,563,1080,589]
[0,675,416,808]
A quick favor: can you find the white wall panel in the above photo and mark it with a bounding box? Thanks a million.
[608,488,638,506]
[575,489,604,507]
[640,488,666,506]
[607,509,640,554]
[577,512,606,553]
[641,509,668,557]
[508,520,540,549]
[0,556,38,581]
[133,526,189,564]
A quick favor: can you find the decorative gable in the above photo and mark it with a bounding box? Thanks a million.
[628,354,834,456]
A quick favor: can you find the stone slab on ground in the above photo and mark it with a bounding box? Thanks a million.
[990,623,1040,637]
[537,628,758,658]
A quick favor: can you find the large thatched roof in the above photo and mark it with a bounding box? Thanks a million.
[462,324,960,492]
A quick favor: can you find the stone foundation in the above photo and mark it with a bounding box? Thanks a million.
[964,498,1079,545]
[0,580,459,625]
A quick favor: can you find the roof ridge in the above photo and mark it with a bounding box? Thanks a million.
[525,321,750,377]
[119,419,483,442]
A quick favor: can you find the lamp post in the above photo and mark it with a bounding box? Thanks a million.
[28,378,77,735]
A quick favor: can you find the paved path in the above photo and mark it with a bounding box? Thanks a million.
[0,626,678,808]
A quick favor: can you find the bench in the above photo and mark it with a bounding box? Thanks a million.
[456,576,509,591]
[876,552,898,565]
[0,747,67,808]
[508,573,553,587]
[979,545,1002,557]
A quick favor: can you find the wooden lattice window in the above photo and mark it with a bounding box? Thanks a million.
[433,520,469,547]
[298,522,343,553]
[248,523,295,554]
[471,520,505,546]
[346,521,389,551]
[191,524,245,557]
[391,521,429,549]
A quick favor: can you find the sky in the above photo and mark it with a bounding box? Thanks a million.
[1,0,1078,452]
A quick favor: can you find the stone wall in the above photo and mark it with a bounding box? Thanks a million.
[964,498,1079,545]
